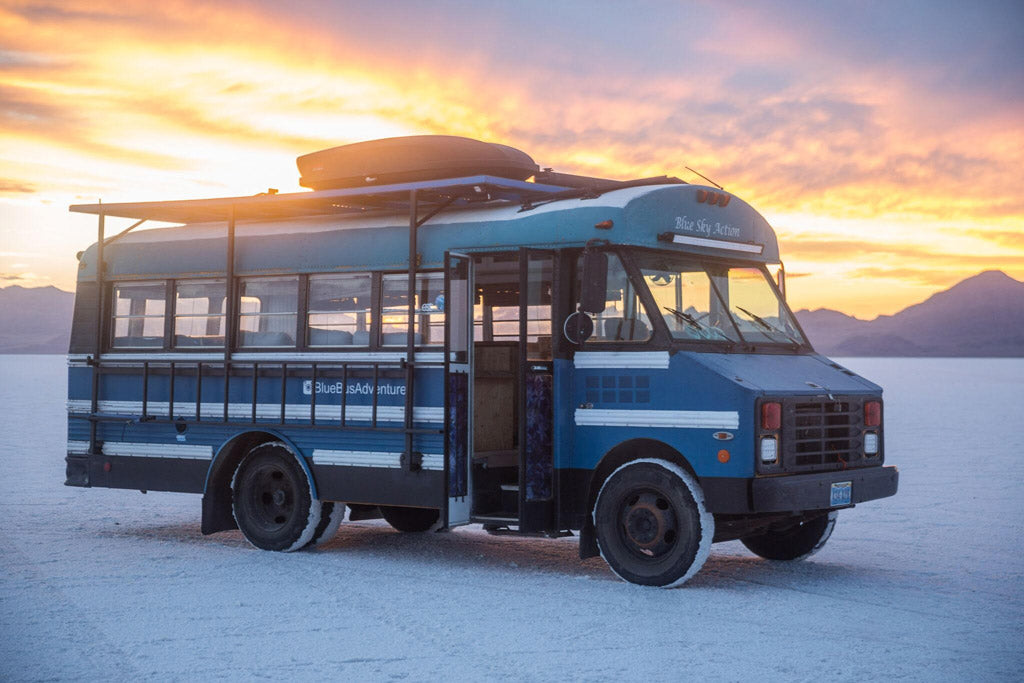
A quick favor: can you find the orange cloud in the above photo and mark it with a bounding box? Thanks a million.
[0,0,1021,317]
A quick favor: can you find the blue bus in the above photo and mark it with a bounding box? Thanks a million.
[65,136,897,586]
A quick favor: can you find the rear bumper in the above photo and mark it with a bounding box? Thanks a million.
[702,465,899,514]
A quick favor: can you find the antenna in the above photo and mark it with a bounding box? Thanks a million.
[684,166,723,190]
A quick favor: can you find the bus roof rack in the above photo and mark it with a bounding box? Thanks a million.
[69,175,572,224]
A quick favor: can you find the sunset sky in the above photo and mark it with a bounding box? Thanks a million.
[1,0,1022,317]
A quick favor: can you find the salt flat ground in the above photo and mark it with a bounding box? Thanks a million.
[1,356,1021,681]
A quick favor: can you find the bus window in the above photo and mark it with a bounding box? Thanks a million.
[381,273,444,346]
[720,266,805,345]
[237,276,299,347]
[174,279,226,347]
[111,281,166,348]
[307,273,372,347]
[641,261,736,342]
[586,254,652,343]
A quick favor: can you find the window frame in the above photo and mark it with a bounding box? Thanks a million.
[305,271,375,349]
[236,274,302,349]
[172,277,228,349]
[109,279,171,350]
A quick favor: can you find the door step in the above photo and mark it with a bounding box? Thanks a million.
[472,514,519,525]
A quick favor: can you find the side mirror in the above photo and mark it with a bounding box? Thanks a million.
[580,250,607,314]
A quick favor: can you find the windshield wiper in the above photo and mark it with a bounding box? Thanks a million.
[664,307,734,342]
[663,306,704,331]
[734,306,802,346]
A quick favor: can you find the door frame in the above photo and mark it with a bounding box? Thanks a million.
[443,251,473,527]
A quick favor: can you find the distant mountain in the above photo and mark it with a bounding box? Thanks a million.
[796,270,1024,357]
[0,285,74,353]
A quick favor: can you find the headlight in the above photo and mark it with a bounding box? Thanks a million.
[864,432,879,455]
[759,436,778,464]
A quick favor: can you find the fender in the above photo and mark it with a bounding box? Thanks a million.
[204,428,318,499]
[201,429,318,535]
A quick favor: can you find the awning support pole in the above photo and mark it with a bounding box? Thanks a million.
[102,218,147,246]
[403,190,418,467]
[89,210,105,456]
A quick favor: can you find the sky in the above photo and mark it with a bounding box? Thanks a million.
[1,0,1022,318]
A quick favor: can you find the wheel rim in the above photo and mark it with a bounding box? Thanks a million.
[618,488,678,560]
[244,463,297,532]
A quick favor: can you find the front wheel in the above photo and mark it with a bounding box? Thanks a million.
[232,442,322,552]
[593,459,714,587]
[380,506,440,532]
[741,511,837,560]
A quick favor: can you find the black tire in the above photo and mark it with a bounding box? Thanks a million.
[232,442,321,552]
[594,459,714,587]
[741,511,837,561]
[380,506,440,533]
[304,501,345,548]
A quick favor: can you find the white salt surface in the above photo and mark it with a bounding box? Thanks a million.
[1,356,1022,680]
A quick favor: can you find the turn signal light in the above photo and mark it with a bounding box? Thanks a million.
[761,402,781,430]
[865,401,881,427]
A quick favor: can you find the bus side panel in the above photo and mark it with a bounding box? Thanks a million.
[66,361,447,506]
[88,455,209,493]
[311,466,444,508]
[570,352,755,478]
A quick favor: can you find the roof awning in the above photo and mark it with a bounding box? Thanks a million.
[69,175,571,224]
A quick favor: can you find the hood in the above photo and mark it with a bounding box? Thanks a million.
[682,352,881,395]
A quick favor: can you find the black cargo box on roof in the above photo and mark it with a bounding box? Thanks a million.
[296,135,540,190]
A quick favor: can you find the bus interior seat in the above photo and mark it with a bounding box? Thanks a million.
[174,335,220,347]
[113,336,164,348]
[240,331,293,347]
[308,328,354,346]
[382,332,422,346]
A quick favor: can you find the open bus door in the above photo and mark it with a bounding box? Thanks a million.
[517,248,556,532]
[444,252,473,527]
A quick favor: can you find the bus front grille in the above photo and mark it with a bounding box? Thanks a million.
[782,398,866,472]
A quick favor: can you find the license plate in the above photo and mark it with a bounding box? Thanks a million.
[830,481,852,506]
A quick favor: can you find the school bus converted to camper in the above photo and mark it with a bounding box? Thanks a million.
[65,135,898,586]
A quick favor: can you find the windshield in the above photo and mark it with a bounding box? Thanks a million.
[636,254,806,347]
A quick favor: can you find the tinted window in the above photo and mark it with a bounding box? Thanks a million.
[381,273,444,346]
[111,281,166,348]
[238,276,299,347]
[307,273,372,347]
[174,279,226,347]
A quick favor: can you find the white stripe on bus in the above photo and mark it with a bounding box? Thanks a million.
[66,441,214,459]
[573,351,670,369]
[66,400,444,423]
[68,351,445,367]
[311,450,443,471]
[574,408,739,429]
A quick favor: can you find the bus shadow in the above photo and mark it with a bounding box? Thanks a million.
[105,518,869,588]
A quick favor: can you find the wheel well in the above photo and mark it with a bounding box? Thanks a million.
[201,431,281,535]
[578,438,695,559]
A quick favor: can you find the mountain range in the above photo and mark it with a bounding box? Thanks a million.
[794,270,1024,357]
[0,285,75,353]
[1,270,1022,356]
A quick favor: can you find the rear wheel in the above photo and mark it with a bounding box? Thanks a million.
[741,511,837,560]
[594,459,714,587]
[380,506,440,533]
[232,442,321,552]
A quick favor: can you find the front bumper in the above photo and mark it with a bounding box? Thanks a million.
[702,465,899,514]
